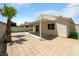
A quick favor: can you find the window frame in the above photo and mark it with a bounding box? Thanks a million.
[48,23,55,30]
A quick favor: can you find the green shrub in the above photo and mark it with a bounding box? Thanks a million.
[68,32,79,39]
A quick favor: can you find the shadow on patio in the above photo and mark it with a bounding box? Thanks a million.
[9,38,27,45]
[29,32,57,40]
[43,35,57,40]
[11,35,25,38]
[9,35,27,45]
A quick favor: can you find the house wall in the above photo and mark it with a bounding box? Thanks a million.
[56,17,75,37]
[33,24,37,32]
[33,20,68,37]
[33,16,75,37]
[42,22,58,35]
[33,25,36,32]
[56,18,69,37]
[33,21,58,36]
[41,22,47,33]
[56,23,67,37]
[33,24,38,32]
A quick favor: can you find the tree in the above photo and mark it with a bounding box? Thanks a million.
[0,4,17,43]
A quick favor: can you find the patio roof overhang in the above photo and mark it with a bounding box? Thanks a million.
[30,15,57,25]
[30,14,75,25]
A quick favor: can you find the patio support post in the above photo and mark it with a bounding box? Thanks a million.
[40,15,42,39]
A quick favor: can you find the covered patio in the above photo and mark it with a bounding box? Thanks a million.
[29,15,58,39]
[29,32,57,40]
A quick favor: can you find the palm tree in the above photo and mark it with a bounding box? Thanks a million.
[0,4,16,43]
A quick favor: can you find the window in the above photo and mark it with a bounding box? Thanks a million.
[48,24,50,29]
[48,23,55,30]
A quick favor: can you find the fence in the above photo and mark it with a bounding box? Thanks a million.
[0,34,7,56]
[11,26,33,32]
[0,22,7,56]
[75,25,79,32]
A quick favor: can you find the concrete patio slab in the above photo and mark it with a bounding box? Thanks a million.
[7,32,79,56]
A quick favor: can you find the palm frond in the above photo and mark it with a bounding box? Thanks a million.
[0,4,17,20]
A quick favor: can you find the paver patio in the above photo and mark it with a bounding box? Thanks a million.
[7,32,79,56]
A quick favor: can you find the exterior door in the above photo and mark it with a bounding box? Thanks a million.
[36,25,39,32]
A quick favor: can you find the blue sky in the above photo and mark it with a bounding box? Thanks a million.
[0,3,79,25]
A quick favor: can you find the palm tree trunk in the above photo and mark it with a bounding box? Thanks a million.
[5,18,12,43]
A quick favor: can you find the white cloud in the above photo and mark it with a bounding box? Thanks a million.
[35,10,60,19]
[36,3,79,17]
[67,4,79,7]
[61,3,79,18]
[36,10,58,16]
[35,3,79,24]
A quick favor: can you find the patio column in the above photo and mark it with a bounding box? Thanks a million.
[40,15,42,39]
[40,17,42,38]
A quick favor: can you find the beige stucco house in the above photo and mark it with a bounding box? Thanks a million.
[31,15,76,37]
